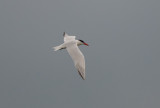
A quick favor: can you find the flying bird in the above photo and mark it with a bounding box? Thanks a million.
[53,32,89,80]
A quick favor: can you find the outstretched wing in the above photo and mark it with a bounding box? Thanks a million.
[66,42,85,80]
[63,32,76,42]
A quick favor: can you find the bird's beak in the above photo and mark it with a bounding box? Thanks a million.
[83,42,89,46]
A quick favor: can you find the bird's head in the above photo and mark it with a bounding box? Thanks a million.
[78,40,89,46]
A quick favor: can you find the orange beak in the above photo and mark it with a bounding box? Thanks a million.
[83,42,89,46]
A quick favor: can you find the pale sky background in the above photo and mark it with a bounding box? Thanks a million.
[0,0,160,108]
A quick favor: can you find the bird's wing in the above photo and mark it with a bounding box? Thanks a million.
[66,42,85,80]
[63,32,76,42]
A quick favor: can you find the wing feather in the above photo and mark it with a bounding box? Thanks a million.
[66,42,85,80]
[63,32,76,42]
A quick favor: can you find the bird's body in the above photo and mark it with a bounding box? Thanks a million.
[53,32,88,80]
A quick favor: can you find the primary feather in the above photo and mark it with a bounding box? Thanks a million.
[66,41,85,80]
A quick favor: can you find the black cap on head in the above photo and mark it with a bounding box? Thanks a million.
[79,39,84,43]
[78,39,89,46]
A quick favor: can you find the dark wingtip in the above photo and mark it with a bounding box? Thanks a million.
[78,70,85,80]
[63,32,65,37]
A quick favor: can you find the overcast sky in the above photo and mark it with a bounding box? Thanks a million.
[0,0,160,108]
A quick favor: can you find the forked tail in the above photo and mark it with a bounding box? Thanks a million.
[53,46,61,51]
[53,44,66,51]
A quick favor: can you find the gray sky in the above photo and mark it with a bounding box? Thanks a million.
[0,0,160,108]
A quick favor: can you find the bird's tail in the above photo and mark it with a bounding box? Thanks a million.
[53,44,66,51]
[53,46,61,51]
